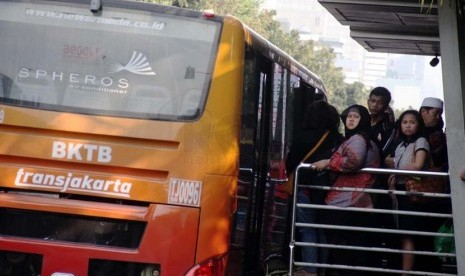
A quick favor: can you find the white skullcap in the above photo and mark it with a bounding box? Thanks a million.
[421,97,443,109]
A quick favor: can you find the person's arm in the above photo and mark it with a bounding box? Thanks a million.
[385,155,395,168]
[401,149,427,171]
[313,159,330,171]
[401,138,430,171]
[328,135,367,172]
[460,169,465,181]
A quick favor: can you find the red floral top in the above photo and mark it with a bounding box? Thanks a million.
[325,134,380,208]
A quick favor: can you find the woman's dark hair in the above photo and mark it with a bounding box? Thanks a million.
[341,104,372,145]
[303,100,340,131]
[396,109,425,142]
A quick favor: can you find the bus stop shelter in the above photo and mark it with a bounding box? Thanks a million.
[318,0,465,274]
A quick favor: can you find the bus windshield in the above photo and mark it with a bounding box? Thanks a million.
[0,1,220,120]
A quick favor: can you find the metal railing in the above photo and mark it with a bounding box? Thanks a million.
[289,164,455,276]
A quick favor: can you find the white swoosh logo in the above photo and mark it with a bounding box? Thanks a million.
[107,51,156,76]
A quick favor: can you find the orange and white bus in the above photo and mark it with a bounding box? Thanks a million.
[0,0,326,275]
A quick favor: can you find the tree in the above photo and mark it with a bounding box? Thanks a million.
[344,82,368,107]
[143,0,361,111]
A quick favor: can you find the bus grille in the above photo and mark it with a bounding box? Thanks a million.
[0,208,146,249]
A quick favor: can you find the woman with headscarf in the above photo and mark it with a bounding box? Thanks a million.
[314,104,380,208]
[313,104,381,275]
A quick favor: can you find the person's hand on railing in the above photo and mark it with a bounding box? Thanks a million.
[385,155,394,168]
[312,159,330,172]
[388,174,397,201]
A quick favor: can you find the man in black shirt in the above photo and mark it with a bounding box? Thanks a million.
[367,86,399,270]
[367,86,396,159]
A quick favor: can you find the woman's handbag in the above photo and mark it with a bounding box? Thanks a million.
[401,143,446,203]
[403,174,445,203]
[284,131,329,194]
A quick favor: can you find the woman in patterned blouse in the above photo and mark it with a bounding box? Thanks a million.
[313,104,380,275]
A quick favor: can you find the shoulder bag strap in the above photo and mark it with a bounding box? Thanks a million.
[300,130,330,164]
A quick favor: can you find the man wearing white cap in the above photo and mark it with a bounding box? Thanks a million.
[419,97,447,169]
[420,97,443,126]
[418,96,450,273]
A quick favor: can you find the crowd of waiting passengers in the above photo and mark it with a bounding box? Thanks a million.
[285,87,451,276]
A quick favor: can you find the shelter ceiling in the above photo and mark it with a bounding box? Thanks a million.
[318,0,440,56]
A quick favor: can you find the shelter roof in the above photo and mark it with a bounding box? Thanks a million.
[318,0,439,56]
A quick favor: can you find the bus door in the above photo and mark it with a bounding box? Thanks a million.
[228,49,274,275]
[260,81,319,275]
[229,45,321,274]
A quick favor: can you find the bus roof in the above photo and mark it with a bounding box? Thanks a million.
[241,22,327,94]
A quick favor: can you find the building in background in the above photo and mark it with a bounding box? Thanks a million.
[262,0,443,112]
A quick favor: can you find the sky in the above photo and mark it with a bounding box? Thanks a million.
[262,0,444,112]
